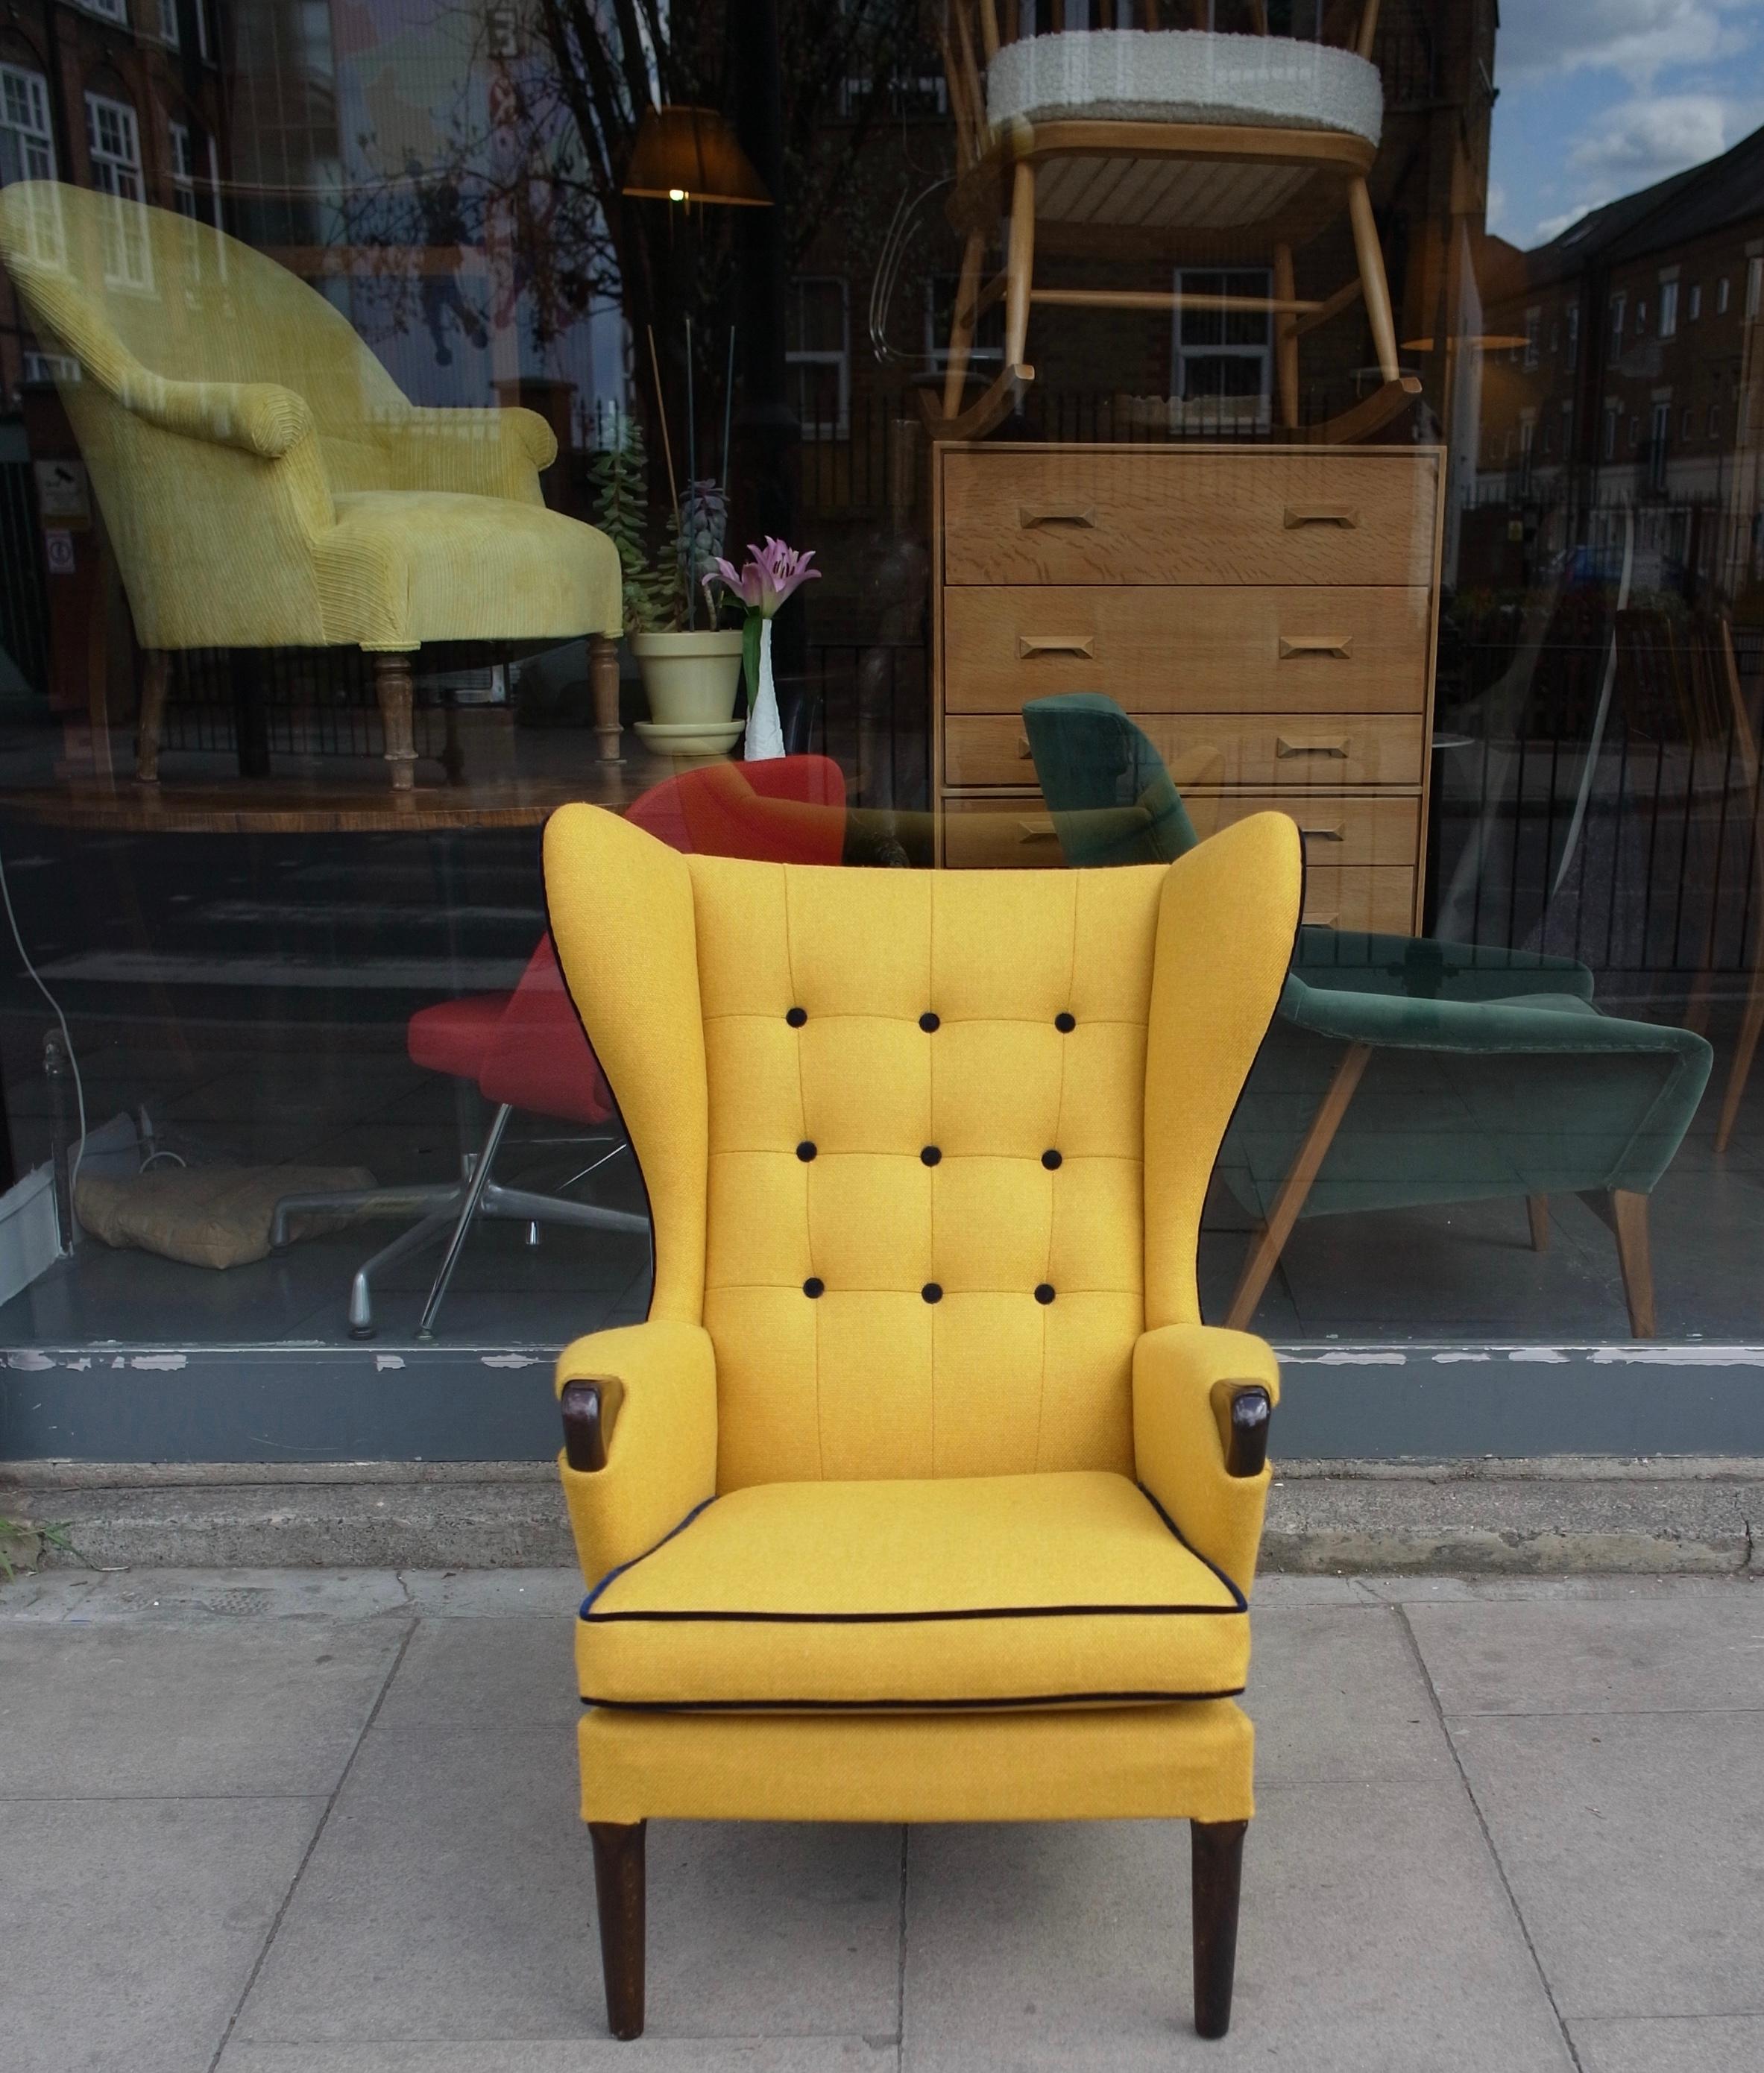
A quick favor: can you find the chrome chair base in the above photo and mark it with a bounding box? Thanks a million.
[271,1105,648,1340]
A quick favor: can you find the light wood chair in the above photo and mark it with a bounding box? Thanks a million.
[929,1,1420,442]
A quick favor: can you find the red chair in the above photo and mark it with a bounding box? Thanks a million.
[272,756,848,1338]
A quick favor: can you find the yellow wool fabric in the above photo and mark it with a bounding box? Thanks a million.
[542,804,1298,1828]
[555,1319,718,1586]
[580,1701,1256,1825]
[0,182,619,653]
[577,1471,1246,1708]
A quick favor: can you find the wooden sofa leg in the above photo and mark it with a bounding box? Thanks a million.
[1527,1195,1550,1252]
[374,652,418,792]
[589,632,624,765]
[136,649,170,785]
[1192,1818,1247,2040]
[589,1820,646,2040]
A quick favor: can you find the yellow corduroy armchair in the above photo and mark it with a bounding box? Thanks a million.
[542,803,1302,2042]
[0,181,621,788]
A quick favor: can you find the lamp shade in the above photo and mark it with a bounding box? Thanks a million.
[623,107,772,207]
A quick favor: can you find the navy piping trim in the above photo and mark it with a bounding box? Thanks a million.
[579,1685,1246,1712]
[1135,1481,1250,1613]
[579,1496,718,1618]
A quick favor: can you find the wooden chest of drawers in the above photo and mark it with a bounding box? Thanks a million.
[933,444,1446,932]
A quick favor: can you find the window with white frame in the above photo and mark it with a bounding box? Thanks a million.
[1173,267,1272,416]
[1717,276,1730,314]
[1522,307,1540,368]
[158,0,180,45]
[1610,291,1626,344]
[1659,280,1678,337]
[1,63,55,186]
[84,94,151,286]
[169,120,196,216]
[786,277,849,441]
[78,0,128,22]
[1689,282,1702,321]
[1648,400,1669,489]
[924,273,1002,379]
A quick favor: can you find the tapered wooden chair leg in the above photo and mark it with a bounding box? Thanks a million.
[1610,1189,1656,1340]
[589,1820,646,2040]
[1527,1195,1550,1252]
[1191,1817,1247,2040]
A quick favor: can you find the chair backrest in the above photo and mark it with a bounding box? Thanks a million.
[1021,693,1201,865]
[544,802,1300,1489]
[623,755,847,863]
[0,182,411,489]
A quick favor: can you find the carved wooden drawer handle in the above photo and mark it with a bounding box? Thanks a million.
[1283,505,1359,528]
[1015,733,1033,759]
[1297,822,1346,843]
[1276,734,1351,759]
[1018,505,1097,528]
[1018,633,1097,658]
[1304,910,1340,927]
[1017,817,1058,840]
[1279,634,1353,660]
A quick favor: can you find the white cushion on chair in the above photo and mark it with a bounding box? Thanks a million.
[987,29,1383,147]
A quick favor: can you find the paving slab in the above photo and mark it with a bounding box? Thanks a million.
[901,1784,1575,2072]
[233,1726,902,2045]
[218,2042,885,2072]
[0,1795,323,2073]
[0,1620,405,1796]
[1569,2016,1764,2072]
[0,1568,102,1621]
[373,1611,580,1732]
[1449,1711,1764,2019]
[397,1569,582,1618]
[69,1568,416,1621]
[1408,1591,1764,1714]
[1245,1605,1455,1784]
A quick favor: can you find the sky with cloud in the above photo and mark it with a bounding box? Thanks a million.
[1487,0,1764,249]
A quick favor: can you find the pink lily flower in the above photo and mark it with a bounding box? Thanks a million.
[704,536,820,617]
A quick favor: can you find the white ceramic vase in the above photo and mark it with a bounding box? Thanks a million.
[743,616,785,762]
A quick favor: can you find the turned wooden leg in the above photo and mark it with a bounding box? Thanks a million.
[135,649,170,786]
[373,651,418,792]
[1004,160,1036,376]
[589,1820,646,2040]
[943,229,986,420]
[1527,1194,1550,1252]
[1226,1043,1370,1331]
[589,632,623,765]
[1346,176,1400,385]
[1271,242,1299,431]
[1192,1818,1247,2041]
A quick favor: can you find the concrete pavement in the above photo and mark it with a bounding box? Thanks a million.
[1,1566,1760,2072]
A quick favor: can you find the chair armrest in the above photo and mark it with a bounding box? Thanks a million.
[381,405,555,499]
[1280,980,1710,1058]
[115,369,315,458]
[555,1319,717,1586]
[1133,1324,1282,1598]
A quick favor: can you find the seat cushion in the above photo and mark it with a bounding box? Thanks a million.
[988,29,1382,142]
[576,1471,1247,1709]
[320,490,621,647]
[408,991,508,1079]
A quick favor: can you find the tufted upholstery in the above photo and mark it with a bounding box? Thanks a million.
[0,181,619,653]
[542,805,1298,1835]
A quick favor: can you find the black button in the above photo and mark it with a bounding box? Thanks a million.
[922,1282,942,1304]
[803,1277,825,1298]
[1055,1012,1076,1032]
[921,1145,942,1167]
[786,1006,807,1027]
[1035,1283,1056,1304]
[919,1012,940,1032]
[1042,1149,1062,1170]
[796,1140,817,1162]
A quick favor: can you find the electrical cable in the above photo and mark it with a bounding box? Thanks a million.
[0,841,89,1238]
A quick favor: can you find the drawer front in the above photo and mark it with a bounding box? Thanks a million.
[939,796,1417,873]
[940,798,1419,924]
[945,711,1426,790]
[942,449,1440,587]
[944,586,1431,714]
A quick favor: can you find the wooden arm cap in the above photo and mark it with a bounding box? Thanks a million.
[560,1376,624,1472]
[1209,1381,1273,1480]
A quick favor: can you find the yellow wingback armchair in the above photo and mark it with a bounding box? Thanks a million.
[0,182,621,786]
[542,803,1302,2042]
